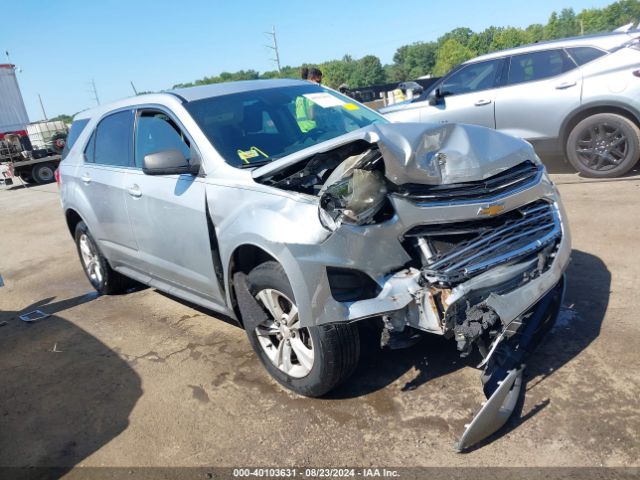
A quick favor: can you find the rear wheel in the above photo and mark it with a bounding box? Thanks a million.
[245,261,360,397]
[566,113,640,178]
[32,163,57,184]
[74,221,134,295]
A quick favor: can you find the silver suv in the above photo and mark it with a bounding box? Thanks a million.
[59,79,570,450]
[382,31,640,178]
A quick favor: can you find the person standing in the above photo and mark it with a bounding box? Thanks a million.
[296,67,323,132]
[307,67,323,84]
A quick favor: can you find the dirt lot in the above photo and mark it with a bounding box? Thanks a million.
[0,163,639,473]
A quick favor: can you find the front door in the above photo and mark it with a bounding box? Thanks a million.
[124,108,224,303]
[419,58,504,129]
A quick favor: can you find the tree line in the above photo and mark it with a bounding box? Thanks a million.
[172,0,640,90]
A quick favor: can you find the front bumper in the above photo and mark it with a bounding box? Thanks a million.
[343,199,570,331]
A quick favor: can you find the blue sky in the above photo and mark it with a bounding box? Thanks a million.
[3,0,613,120]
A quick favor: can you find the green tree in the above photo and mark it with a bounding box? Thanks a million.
[50,114,73,124]
[433,39,475,76]
[392,41,438,79]
[490,27,529,51]
[321,56,357,88]
[468,27,503,55]
[350,55,386,87]
[437,27,474,47]
[544,9,579,40]
[525,23,545,43]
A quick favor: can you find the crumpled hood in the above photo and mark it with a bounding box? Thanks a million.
[374,122,537,185]
[252,122,537,186]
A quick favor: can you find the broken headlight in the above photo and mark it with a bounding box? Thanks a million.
[318,152,387,232]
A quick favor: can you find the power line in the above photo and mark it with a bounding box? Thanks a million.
[264,25,281,73]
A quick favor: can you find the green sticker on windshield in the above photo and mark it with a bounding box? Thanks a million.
[237,146,269,163]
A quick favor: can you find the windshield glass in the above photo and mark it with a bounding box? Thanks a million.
[184,84,388,168]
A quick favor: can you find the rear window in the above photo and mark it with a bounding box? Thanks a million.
[184,84,387,168]
[508,49,576,85]
[566,47,607,66]
[61,119,89,160]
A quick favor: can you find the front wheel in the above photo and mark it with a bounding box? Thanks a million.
[245,261,360,397]
[566,113,640,178]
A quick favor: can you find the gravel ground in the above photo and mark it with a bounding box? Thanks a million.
[0,166,638,474]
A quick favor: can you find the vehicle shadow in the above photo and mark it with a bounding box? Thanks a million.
[540,153,640,178]
[0,294,142,472]
[539,154,576,174]
[327,249,609,445]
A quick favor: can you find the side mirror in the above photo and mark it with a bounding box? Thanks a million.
[428,88,442,106]
[142,149,199,176]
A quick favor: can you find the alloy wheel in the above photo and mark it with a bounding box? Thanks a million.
[254,288,314,378]
[575,122,629,172]
[79,234,103,285]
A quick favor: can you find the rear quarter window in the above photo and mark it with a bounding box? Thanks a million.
[61,119,89,160]
[566,47,607,66]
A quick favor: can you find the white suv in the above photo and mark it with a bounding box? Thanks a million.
[383,31,640,177]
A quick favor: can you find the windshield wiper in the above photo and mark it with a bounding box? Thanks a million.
[239,160,272,169]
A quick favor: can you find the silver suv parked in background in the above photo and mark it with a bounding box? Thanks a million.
[382,31,640,178]
[59,79,570,450]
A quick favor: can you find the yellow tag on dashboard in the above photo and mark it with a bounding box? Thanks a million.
[237,146,269,163]
[343,103,359,111]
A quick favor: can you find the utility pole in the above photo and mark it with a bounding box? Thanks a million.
[90,78,100,105]
[264,25,282,73]
[580,19,584,35]
[130,81,138,95]
[38,94,48,120]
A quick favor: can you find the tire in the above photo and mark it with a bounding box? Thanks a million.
[566,113,640,178]
[245,261,360,397]
[50,133,67,154]
[19,174,36,184]
[32,163,57,184]
[74,221,134,295]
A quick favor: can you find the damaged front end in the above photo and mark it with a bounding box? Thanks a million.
[253,122,571,451]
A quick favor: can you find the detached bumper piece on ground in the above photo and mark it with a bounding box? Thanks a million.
[456,277,564,451]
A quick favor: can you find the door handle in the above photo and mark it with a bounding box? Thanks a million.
[81,174,91,184]
[474,99,492,106]
[127,184,142,198]
[555,81,576,89]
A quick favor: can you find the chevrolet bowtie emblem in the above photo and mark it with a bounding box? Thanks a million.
[478,203,505,216]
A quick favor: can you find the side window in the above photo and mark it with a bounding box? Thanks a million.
[135,111,191,168]
[84,131,96,163]
[508,49,576,85]
[61,119,89,160]
[440,59,503,96]
[94,110,134,167]
[566,47,607,66]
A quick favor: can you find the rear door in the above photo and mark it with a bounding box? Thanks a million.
[494,48,582,142]
[123,108,224,303]
[80,110,139,268]
[418,58,504,128]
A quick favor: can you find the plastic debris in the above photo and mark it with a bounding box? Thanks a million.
[18,310,50,323]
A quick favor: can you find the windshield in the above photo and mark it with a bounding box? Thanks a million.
[184,84,388,168]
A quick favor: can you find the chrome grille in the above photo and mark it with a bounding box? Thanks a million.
[396,160,541,204]
[405,200,561,285]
